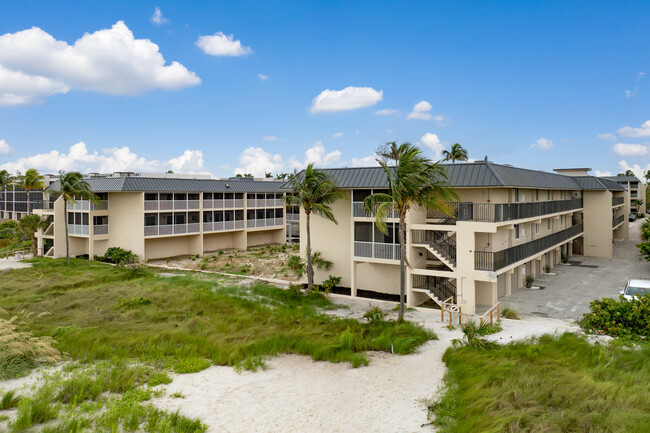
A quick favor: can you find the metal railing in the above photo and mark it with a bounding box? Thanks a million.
[412,229,456,265]
[412,275,456,302]
[427,199,583,223]
[352,202,399,218]
[353,241,401,260]
[246,218,284,228]
[203,220,245,232]
[144,223,201,237]
[475,223,583,271]
[93,224,108,235]
[247,198,284,208]
[613,214,624,228]
[68,224,89,235]
[144,200,200,211]
[286,213,299,221]
[67,200,108,211]
[202,199,245,209]
[612,196,625,206]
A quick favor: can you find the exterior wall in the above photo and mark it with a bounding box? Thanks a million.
[203,232,238,251]
[300,193,353,287]
[145,235,202,260]
[356,262,400,295]
[108,192,146,257]
[582,190,613,257]
[247,228,284,247]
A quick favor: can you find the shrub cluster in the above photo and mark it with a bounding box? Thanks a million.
[636,219,650,260]
[579,294,650,339]
[97,247,139,265]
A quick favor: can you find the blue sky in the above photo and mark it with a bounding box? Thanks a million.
[1,0,649,178]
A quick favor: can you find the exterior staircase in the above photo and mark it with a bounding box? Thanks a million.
[412,229,457,269]
[412,275,457,308]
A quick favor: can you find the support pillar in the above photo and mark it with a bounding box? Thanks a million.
[351,261,358,297]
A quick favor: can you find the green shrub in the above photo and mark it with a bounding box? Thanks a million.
[98,247,139,265]
[579,294,650,339]
[319,275,341,293]
[1,390,21,409]
[543,265,551,273]
[636,241,650,261]
[524,275,534,288]
[0,220,19,239]
[501,307,519,320]
[339,327,355,351]
[173,357,211,374]
[116,296,152,309]
[363,306,386,323]
[147,371,172,387]
[11,390,58,431]
[452,320,501,348]
[561,253,568,264]
[287,255,304,277]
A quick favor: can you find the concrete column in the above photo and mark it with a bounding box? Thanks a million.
[351,261,358,297]
[505,269,513,296]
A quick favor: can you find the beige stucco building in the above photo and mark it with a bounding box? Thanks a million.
[601,175,646,215]
[296,162,628,315]
[34,175,287,260]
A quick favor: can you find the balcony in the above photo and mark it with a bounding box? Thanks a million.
[286,213,299,221]
[613,215,624,228]
[246,218,284,229]
[203,220,245,232]
[202,199,245,209]
[352,202,399,218]
[68,200,108,211]
[68,224,89,236]
[475,224,583,271]
[144,223,200,237]
[428,199,583,223]
[612,196,625,206]
[93,225,108,235]
[247,198,284,208]
[353,241,401,261]
[145,200,200,211]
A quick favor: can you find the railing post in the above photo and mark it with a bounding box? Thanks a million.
[441,303,445,322]
[459,306,462,325]
[490,309,494,326]
[497,303,501,321]
[449,311,452,330]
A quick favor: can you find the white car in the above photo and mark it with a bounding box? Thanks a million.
[619,279,650,300]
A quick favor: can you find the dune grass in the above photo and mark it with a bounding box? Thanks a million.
[428,333,650,433]
[0,258,434,374]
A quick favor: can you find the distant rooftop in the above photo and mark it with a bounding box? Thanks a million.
[602,175,641,182]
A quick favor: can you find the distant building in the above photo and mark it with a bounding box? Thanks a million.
[600,175,646,215]
[0,174,58,221]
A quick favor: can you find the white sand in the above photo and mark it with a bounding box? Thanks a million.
[151,299,577,433]
[0,256,32,270]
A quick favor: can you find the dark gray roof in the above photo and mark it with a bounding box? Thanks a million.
[46,177,285,193]
[602,175,641,182]
[282,161,625,191]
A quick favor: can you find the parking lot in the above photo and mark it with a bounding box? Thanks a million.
[502,218,650,320]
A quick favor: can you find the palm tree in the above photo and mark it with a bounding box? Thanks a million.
[364,142,458,322]
[618,170,635,177]
[644,170,650,186]
[19,214,49,256]
[17,168,44,214]
[46,171,99,264]
[0,170,11,217]
[285,163,347,290]
[442,143,469,163]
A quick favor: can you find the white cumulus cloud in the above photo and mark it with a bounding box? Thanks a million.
[612,142,647,156]
[261,136,282,142]
[618,160,648,180]
[310,86,383,113]
[597,133,617,141]
[150,7,169,25]
[257,73,268,81]
[530,138,554,150]
[196,32,252,57]
[350,155,379,167]
[0,21,200,105]
[617,120,650,138]
[0,142,206,174]
[407,100,445,123]
[374,108,399,116]
[594,170,612,177]
[420,132,445,160]
[332,132,344,138]
[235,142,343,177]
[0,139,12,155]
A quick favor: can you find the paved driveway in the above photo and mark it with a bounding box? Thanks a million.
[501,218,650,321]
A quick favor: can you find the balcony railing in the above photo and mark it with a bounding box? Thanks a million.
[93,225,108,235]
[612,196,625,206]
[428,199,583,223]
[475,224,583,271]
[353,241,401,261]
[202,199,245,209]
[286,213,299,221]
[613,214,624,228]
[144,200,200,211]
[412,275,456,301]
[352,202,399,218]
[68,224,89,235]
[144,223,201,237]
[246,218,284,228]
[203,220,245,232]
[68,200,109,211]
[247,198,284,208]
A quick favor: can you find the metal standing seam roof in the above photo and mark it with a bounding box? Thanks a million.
[601,175,642,183]
[45,177,286,193]
[281,161,626,191]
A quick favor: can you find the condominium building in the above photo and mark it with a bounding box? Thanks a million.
[291,162,628,315]
[34,175,287,260]
[601,175,646,214]
[0,175,58,220]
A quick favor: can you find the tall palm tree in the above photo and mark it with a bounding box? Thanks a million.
[644,170,650,186]
[19,214,49,256]
[442,143,469,163]
[46,171,99,264]
[285,163,347,290]
[364,142,458,322]
[0,170,11,218]
[17,168,44,214]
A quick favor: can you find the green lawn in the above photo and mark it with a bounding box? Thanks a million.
[428,333,650,433]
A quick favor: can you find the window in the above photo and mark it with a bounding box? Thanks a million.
[514,188,519,202]
[188,212,200,224]
[160,193,173,201]
[214,193,223,200]
[535,190,539,201]
[236,193,244,199]
[94,215,108,225]
[354,222,373,242]
[225,210,234,221]
[256,209,265,219]
[547,219,551,230]
[174,213,186,225]
[203,212,212,223]
[174,193,186,201]
[188,194,199,201]
[560,215,564,226]
[225,193,234,200]
[145,214,158,226]
[235,210,244,220]
[247,210,255,221]
[203,193,212,200]
[547,190,551,200]
[536,223,540,234]
[515,224,520,240]
[160,213,172,225]
[374,224,395,244]
[275,208,283,218]
[353,189,371,202]
[215,211,224,222]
